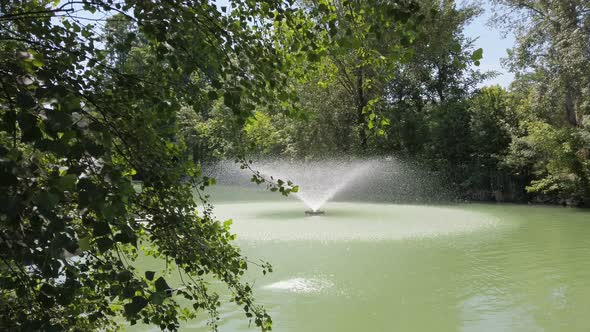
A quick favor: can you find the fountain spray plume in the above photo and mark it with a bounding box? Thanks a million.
[204,156,454,210]
[243,158,378,214]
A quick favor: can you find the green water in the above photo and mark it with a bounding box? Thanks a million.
[132,189,590,332]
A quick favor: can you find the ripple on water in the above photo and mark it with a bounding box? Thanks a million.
[262,277,334,294]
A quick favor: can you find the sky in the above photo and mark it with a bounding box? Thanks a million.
[462,1,516,87]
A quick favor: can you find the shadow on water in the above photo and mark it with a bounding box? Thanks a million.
[251,205,376,220]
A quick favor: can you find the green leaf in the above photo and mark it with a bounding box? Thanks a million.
[471,48,483,61]
[57,174,77,191]
[223,219,233,228]
[124,296,148,316]
[149,291,166,305]
[32,59,44,68]
[93,223,111,237]
[96,237,113,252]
[34,191,59,213]
[145,271,155,281]
[78,236,91,251]
[16,91,36,109]
[154,277,170,292]
[117,271,133,282]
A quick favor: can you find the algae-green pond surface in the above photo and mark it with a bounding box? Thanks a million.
[129,192,590,331]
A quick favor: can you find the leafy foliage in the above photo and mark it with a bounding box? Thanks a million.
[0,0,326,330]
[491,0,590,204]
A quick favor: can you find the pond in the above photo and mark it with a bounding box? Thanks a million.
[130,187,590,332]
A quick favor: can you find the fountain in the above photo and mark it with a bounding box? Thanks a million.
[249,159,377,215]
[205,157,455,214]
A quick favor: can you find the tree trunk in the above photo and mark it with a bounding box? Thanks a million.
[356,67,368,151]
[562,1,580,127]
[564,81,578,127]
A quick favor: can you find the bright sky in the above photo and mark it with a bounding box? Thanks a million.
[463,0,515,87]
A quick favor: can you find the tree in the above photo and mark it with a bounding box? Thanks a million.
[502,75,590,205]
[0,0,314,330]
[299,0,425,153]
[467,85,515,199]
[492,0,590,204]
[379,0,487,157]
[198,0,431,158]
[387,0,486,105]
[493,0,590,128]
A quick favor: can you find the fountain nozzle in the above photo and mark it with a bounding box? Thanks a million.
[305,210,325,216]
